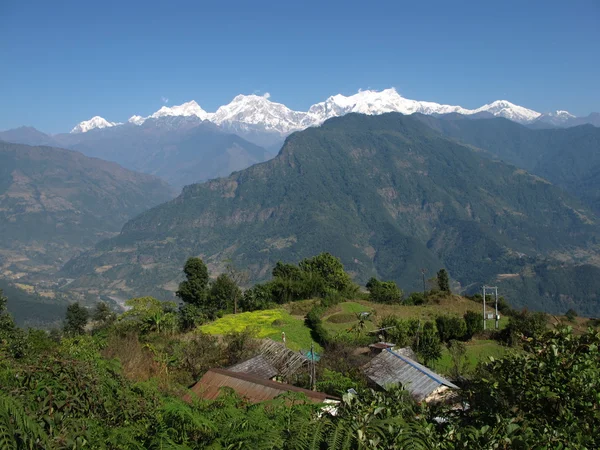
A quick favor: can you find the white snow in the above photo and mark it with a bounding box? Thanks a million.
[211,94,307,133]
[71,89,566,134]
[70,116,119,134]
[128,115,146,125]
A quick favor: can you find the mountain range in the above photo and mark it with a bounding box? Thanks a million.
[61,112,600,315]
[68,88,598,136]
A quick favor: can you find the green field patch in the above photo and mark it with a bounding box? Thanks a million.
[433,340,508,375]
[200,309,319,351]
[326,313,358,324]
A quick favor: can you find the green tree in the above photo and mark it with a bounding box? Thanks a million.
[299,252,356,294]
[93,301,116,326]
[437,268,450,293]
[121,297,177,334]
[463,310,484,339]
[415,321,442,365]
[178,303,207,332]
[366,278,403,304]
[63,303,89,336]
[272,261,302,280]
[208,274,242,318]
[447,340,468,379]
[435,315,467,342]
[565,308,577,322]
[176,257,210,306]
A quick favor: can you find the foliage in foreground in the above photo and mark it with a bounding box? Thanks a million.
[2,285,600,449]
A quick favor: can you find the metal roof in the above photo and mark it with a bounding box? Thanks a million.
[228,355,279,379]
[188,368,339,403]
[363,348,459,402]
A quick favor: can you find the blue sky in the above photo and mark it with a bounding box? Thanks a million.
[0,0,598,133]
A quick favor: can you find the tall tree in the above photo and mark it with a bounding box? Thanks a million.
[176,257,210,306]
[416,321,442,365]
[63,303,89,336]
[208,274,241,318]
[437,269,450,293]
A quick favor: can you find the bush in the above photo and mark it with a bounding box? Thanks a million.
[404,292,425,305]
[316,369,358,396]
[497,310,548,346]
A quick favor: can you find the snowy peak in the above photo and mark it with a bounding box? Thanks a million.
[128,115,145,125]
[149,100,211,121]
[212,94,307,133]
[71,116,119,134]
[303,88,471,126]
[473,100,541,123]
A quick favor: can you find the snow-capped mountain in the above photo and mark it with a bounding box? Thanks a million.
[472,100,541,123]
[70,88,580,135]
[148,100,211,121]
[212,94,307,134]
[533,110,577,126]
[128,115,145,125]
[71,116,120,133]
[301,88,472,127]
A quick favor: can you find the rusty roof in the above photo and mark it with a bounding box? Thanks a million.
[188,368,339,403]
[363,349,459,402]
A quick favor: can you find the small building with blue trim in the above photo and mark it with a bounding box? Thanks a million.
[362,348,459,403]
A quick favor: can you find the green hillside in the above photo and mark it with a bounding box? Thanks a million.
[62,113,600,314]
[0,141,175,279]
[416,115,600,214]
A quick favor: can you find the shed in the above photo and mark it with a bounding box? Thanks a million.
[187,368,339,404]
[228,355,278,380]
[363,348,459,403]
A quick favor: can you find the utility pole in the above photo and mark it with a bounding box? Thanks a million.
[421,268,427,295]
[310,341,316,391]
[482,286,500,330]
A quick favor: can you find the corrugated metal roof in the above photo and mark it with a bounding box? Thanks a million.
[188,368,339,403]
[228,355,279,379]
[363,348,459,402]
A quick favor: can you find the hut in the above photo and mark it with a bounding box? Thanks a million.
[187,368,339,404]
[363,348,459,403]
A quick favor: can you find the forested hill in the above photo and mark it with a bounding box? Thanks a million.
[0,141,175,277]
[63,113,600,314]
[416,115,600,214]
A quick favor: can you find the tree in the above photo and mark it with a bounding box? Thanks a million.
[272,261,302,280]
[176,257,210,306]
[415,321,442,365]
[565,308,577,322]
[93,302,116,326]
[464,310,484,339]
[299,252,356,294]
[178,303,207,332]
[121,297,177,334]
[225,260,249,314]
[437,269,450,293]
[447,340,468,379]
[63,303,89,336]
[435,315,467,342]
[208,274,241,318]
[366,278,403,304]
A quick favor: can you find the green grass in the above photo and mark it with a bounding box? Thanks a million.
[432,340,508,375]
[200,309,319,351]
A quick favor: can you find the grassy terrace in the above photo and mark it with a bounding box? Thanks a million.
[200,309,318,351]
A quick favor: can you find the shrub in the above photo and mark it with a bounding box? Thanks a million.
[435,315,467,342]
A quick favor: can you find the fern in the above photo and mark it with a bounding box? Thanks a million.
[0,392,49,449]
